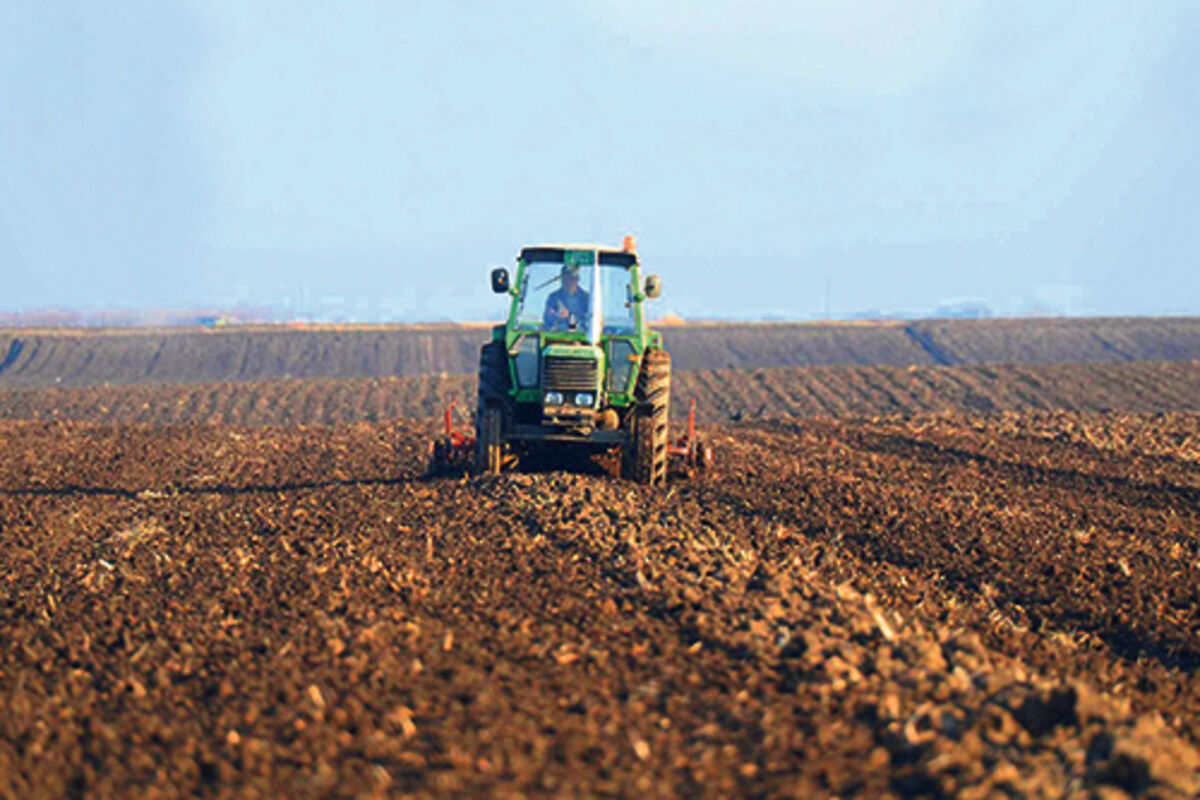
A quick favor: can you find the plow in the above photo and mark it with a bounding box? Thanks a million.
[669,398,714,476]
[428,237,713,483]
[427,396,476,474]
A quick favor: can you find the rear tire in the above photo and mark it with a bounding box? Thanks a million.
[476,341,510,475]
[477,341,509,407]
[477,406,504,475]
[627,349,670,486]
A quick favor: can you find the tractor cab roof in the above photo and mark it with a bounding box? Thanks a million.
[519,243,639,267]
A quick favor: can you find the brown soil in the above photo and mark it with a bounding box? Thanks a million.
[4,361,1199,427]
[4,317,1200,389]
[2,414,1199,798]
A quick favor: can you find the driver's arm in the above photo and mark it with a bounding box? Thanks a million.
[543,292,562,327]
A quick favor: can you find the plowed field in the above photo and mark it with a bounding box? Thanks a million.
[4,316,1200,389]
[3,413,1199,797]
[4,361,1199,427]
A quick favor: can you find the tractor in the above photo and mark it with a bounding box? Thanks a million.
[429,236,710,484]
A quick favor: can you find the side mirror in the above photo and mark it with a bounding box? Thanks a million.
[643,274,662,299]
[490,268,510,294]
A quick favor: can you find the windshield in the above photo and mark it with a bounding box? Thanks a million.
[599,265,636,335]
[514,259,637,336]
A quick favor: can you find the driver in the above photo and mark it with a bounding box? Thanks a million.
[542,264,590,330]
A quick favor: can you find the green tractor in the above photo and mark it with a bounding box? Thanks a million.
[430,237,709,484]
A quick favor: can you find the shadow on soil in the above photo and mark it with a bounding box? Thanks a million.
[0,476,412,500]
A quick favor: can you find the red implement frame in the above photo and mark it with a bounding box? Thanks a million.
[428,395,476,474]
[669,398,713,476]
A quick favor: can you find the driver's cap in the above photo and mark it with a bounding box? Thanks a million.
[561,264,581,279]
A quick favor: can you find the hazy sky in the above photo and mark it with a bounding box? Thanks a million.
[2,1,1198,321]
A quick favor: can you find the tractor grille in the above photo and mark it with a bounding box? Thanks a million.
[543,356,597,392]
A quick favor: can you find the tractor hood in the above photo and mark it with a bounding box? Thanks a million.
[541,342,602,361]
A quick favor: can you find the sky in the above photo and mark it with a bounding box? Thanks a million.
[2,1,1198,321]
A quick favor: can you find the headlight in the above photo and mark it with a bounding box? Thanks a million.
[544,391,564,406]
[574,392,595,407]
